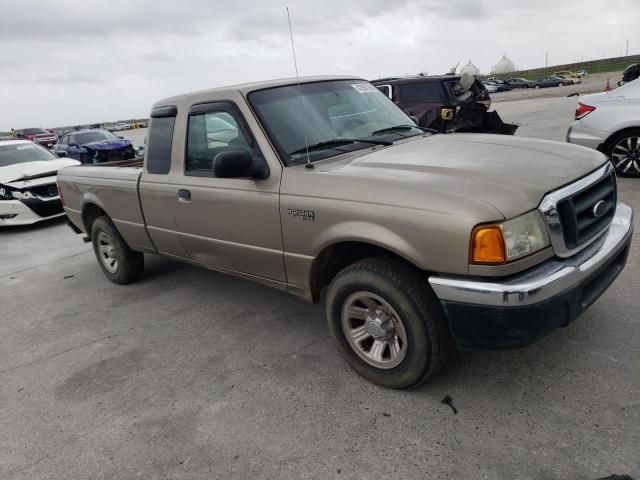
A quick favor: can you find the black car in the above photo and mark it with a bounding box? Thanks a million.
[619,63,640,85]
[531,76,569,88]
[505,78,532,88]
[371,75,517,134]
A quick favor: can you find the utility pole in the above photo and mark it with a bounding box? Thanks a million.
[626,39,629,56]
[545,51,548,68]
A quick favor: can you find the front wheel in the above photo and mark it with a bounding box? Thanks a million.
[326,258,451,389]
[91,216,144,284]
[606,129,640,177]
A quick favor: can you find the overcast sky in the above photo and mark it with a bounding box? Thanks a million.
[1,0,638,130]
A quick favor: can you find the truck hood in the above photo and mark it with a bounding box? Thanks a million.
[331,134,608,219]
[81,138,131,151]
[0,158,80,185]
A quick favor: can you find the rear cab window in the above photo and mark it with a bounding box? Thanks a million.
[146,105,177,175]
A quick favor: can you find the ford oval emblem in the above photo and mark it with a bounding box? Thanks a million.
[592,200,607,218]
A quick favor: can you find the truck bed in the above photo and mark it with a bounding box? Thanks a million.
[57,160,153,252]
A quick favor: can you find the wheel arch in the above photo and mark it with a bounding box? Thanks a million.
[599,126,640,153]
[81,202,109,235]
[308,240,425,303]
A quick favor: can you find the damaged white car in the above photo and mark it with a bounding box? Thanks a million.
[0,140,79,226]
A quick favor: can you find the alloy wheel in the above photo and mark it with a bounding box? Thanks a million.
[611,136,640,174]
[97,231,118,273]
[341,291,408,369]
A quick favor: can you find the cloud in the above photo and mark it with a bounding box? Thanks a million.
[0,0,638,129]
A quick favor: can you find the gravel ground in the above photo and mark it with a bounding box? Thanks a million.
[491,71,623,103]
[1,96,638,480]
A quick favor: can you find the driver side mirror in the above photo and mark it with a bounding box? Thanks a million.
[213,149,269,180]
[57,151,67,157]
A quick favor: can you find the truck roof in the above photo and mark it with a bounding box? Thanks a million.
[153,75,362,107]
[371,75,461,84]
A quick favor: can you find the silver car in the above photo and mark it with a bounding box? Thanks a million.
[567,78,640,177]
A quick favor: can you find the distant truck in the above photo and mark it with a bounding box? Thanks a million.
[58,76,633,389]
[14,128,58,149]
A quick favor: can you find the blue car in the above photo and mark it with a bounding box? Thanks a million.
[52,129,136,163]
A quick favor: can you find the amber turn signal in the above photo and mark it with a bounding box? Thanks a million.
[470,225,506,264]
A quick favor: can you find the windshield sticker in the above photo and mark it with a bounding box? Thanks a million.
[16,145,36,150]
[351,83,378,94]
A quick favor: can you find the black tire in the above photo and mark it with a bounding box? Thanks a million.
[326,258,451,389]
[91,216,144,284]
[605,128,640,178]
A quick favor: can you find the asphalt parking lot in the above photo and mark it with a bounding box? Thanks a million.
[1,96,639,479]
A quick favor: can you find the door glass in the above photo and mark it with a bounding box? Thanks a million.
[186,110,252,175]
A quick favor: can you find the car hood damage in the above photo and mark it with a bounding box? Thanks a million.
[0,158,80,185]
[80,139,132,151]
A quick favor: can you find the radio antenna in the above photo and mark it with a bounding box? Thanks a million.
[286,7,312,169]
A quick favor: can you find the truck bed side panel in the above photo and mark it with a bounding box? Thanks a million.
[58,165,155,252]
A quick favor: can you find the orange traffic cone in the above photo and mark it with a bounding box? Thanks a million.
[605,78,610,91]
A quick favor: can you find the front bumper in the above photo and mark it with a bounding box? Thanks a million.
[0,198,64,226]
[429,203,634,350]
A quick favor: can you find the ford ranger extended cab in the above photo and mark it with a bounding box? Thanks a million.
[58,76,634,389]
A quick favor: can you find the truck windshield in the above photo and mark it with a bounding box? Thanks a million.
[0,143,58,167]
[249,79,420,166]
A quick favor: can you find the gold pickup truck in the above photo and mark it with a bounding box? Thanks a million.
[57,76,634,389]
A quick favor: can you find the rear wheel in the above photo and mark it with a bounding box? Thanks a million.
[326,258,451,389]
[91,216,144,284]
[606,129,640,177]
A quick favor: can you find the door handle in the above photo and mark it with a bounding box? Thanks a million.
[177,189,191,203]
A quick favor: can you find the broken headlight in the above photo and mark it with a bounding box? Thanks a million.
[0,186,15,200]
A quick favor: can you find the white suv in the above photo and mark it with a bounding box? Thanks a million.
[567,78,640,177]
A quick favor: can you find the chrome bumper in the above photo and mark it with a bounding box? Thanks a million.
[429,203,634,307]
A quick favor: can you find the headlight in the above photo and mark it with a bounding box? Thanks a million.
[471,210,550,264]
[0,187,15,200]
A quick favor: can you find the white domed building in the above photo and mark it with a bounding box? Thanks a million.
[493,54,515,75]
[460,61,480,77]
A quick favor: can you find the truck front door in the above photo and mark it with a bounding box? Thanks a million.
[171,101,286,283]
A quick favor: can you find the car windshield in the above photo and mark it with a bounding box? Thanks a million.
[75,130,117,144]
[23,128,47,135]
[248,79,419,165]
[0,142,58,167]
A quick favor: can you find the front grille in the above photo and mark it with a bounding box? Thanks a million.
[556,173,616,249]
[21,198,63,217]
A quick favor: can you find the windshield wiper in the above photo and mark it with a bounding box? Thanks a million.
[371,125,438,136]
[289,138,391,156]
